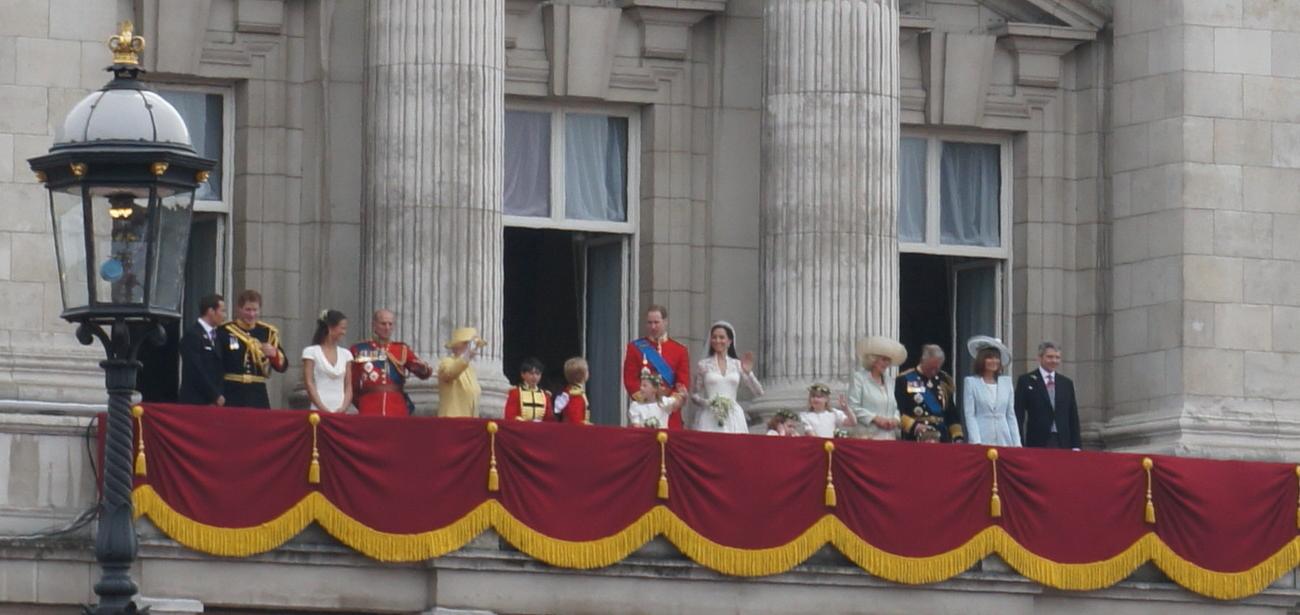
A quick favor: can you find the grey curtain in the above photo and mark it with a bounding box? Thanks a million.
[940,142,1000,247]
[898,137,927,242]
[504,110,551,217]
[565,114,627,222]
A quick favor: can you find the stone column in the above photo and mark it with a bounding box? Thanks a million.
[757,0,900,413]
[362,0,507,412]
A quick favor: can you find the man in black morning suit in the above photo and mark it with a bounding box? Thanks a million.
[179,294,227,406]
[1014,341,1081,449]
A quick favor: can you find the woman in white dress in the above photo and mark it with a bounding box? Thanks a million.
[846,336,906,440]
[962,336,1020,447]
[302,310,354,413]
[690,321,764,433]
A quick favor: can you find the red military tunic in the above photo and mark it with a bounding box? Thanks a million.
[504,385,553,422]
[555,384,590,425]
[622,336,690,429]
[350,339,432,417]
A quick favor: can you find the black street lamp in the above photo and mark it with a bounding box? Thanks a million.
[27,21,215,615]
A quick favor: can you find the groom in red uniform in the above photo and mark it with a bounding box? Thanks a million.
[622,304,690,429]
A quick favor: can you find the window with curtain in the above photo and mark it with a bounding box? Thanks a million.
[897,134,1005,252]
[899,137,927,243]
[940,142,1000,248]
[565,114,628,222]
[504,110,552,217]
[157,90,223,202]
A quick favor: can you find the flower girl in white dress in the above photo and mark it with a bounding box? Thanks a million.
[628,374,681,429]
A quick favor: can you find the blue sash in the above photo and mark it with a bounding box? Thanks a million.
[634,338,676,388]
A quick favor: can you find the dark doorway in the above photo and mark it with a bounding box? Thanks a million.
[137,215,222,402]
[503,228,583,394]
[898,253,953,375]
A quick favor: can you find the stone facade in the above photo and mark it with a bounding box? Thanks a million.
[4,0,1300,612]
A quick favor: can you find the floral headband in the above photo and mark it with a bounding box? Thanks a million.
[808,383,831,396]
[775,409,800,422]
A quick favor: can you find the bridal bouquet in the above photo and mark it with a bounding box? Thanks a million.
[708,396,734,427]
[642,417,661,430]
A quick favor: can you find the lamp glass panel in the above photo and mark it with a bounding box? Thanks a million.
[90,190,152,305]
[49,189,89,310]
[149,191,195,311]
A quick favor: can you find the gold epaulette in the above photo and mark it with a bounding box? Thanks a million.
[898,367,918,377]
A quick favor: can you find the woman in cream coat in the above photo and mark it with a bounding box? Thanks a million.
[846,336,906,440]
[962,336,1021,447]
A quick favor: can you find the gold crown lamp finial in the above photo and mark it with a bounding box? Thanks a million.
[108,21,146,66]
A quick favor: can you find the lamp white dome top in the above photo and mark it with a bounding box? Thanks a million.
[53,21,194,152]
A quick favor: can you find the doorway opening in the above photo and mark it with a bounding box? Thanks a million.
[137,214,224,402]
[898,253,1002,385]
[503,227,628,425]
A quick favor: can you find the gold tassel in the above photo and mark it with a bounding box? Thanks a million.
[987,448,1001,518]
[657,431,669,500]
[131,405,147,477]
[824,441,836,508]
[1142,457,1155,524]
[487,421,500,492]
[308,413,321,485]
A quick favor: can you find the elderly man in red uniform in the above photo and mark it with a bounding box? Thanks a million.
[622,304,690,429]
[351,309,433,416]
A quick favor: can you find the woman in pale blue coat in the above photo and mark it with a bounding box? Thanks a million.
[962,336,1021,447]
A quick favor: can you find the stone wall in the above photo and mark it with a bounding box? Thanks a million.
[1103,0,1300,460]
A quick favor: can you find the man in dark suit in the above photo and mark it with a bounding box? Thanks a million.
[179,293,226,406]
[1014,341,1081,449]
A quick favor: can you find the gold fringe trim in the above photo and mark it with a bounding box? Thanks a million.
[131,405,147,477]
[131,487,1300,600]
[823,441,836,508]
[1143,457,1155,524]
[308,413,321,485]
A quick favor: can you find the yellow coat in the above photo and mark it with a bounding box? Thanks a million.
[436,356,480,418]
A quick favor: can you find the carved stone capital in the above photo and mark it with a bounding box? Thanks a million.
[618,0,725,61]
[993,23,1095,89]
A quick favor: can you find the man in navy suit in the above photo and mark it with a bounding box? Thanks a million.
[1014,341,1081,449]
[179,294,227,406]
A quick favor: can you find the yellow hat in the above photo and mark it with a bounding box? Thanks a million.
[445,327,480,349]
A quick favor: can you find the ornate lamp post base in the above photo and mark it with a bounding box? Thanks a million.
[79,320,163,615]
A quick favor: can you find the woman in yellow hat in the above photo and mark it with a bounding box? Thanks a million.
[436,327,484,417]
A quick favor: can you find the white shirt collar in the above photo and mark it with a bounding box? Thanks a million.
[198,318,216,336]
[1039,366,1055,380]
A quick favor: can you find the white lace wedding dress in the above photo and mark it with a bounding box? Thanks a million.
[689,356,764,433]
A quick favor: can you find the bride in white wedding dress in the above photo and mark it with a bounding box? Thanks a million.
[689,321,764,433]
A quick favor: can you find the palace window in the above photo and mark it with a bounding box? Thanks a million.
[898,132,1011,380]
[502,101,640,424]
[136,85,234,402]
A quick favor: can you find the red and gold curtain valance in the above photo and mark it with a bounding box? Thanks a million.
[122,404,1300,600]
